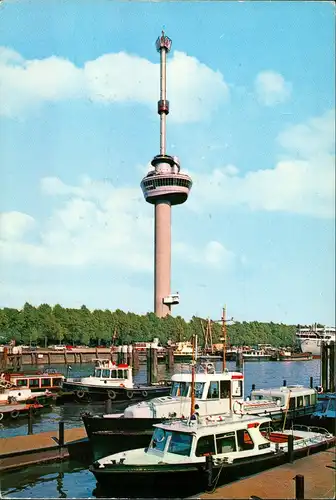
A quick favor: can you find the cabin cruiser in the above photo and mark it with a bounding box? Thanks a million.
[82,363,318,460]
[90,413,334,496]
[62,359,170,402]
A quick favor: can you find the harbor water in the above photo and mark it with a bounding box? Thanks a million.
[0,359,321,498]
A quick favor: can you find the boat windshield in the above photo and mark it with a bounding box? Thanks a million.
[171,382,204,398]
[150,428,193,456]
[167,431,193,456]
[316,399,330,413]
[150,427,170,452]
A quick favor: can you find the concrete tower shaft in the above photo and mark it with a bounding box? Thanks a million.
[140,31,192,318]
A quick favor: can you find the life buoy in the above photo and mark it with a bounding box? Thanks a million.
[10,410,19,419]
[126,390,134,399]
[0,412,3,421]
[233,400,245,415]
[120,384,125,388]
[107,390,116,400]
[76,390,85,399]
[142,390,148,398]
[317,386,323,394]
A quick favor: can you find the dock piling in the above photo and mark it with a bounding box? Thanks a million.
[132,348,139,370]
[205,455,214,491]
[321,342,335,392]
[146,346,158,385]
[283,379,287,387]
[27,406,33,435]
[294,474,305,500]
[166,346,174,370]
[309,376,313,389]
[105,398,112,414]
[127,345,133,366]
[59,421,65,447]
[288,434,294,463]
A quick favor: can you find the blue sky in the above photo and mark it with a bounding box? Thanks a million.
[0,0,335,325]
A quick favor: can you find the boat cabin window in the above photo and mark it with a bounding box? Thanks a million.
[171,382,190,397]
[102,369,110,378]
[167,432,193,457]
[95,369,102,378]
[151,428,170,452]
[111,370,117,378]
[237,429,254,451]
[52,378,63,387]
[41,378,51,387]
[289,397,295,410]
[216,432,236,453]
[29,379,40,388]
[304,395,310,406]
[195,382,205,398]
[207,381,219,399]
[297,396,304,408]
[311,393,317,405]
[16,379,28,387]
[232,380,243,398]
[253,394,264,401]
[195,435,216,457]
[118,369,124,378]
[220,380,230,399]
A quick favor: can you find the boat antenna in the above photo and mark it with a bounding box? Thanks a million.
[190,333,196,418]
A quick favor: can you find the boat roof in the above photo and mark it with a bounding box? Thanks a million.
[252,385,315,396]
[153,413,271,436]
[171,371,243,383]
[9,372,64,378]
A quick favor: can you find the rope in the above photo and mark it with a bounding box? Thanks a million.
[208,461,226,493]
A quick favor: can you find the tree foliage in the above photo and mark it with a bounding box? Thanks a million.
[0,304,298,348]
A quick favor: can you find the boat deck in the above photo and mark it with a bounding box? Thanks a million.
[197,447,335,499]
[0,403,41,413]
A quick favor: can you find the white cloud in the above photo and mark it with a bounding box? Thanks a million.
[254,70,292,106]
[0,212,36,241]
[173,240,235,270]
[188,110,335,218]
[0,46,229,122]
[0,175,230,271]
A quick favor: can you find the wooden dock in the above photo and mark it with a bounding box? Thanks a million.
[197,447,335,499]
[0,426,89,472]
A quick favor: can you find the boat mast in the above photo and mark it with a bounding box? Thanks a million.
[190,333,196,418]
[222,305,227,371]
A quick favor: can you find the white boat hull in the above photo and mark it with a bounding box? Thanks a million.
[299,339,322,356]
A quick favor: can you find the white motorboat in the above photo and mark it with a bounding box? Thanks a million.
[90,413,334,496]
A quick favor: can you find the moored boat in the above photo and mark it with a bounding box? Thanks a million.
[310,393,336,433]
[242,349,271,362]
[0,401,45,422]
[296,324,335,357]
[270,350,313,361]
[62,359,170,402]
[82,363,319,460]
[89,414,335,496]
[1,369,65,393]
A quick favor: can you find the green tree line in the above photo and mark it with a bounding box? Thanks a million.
[0,302,299,348]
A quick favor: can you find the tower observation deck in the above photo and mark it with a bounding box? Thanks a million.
[140,31,192,317]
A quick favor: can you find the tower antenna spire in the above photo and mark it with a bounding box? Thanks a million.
[140,32,193,318]
[156,30,172,156]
